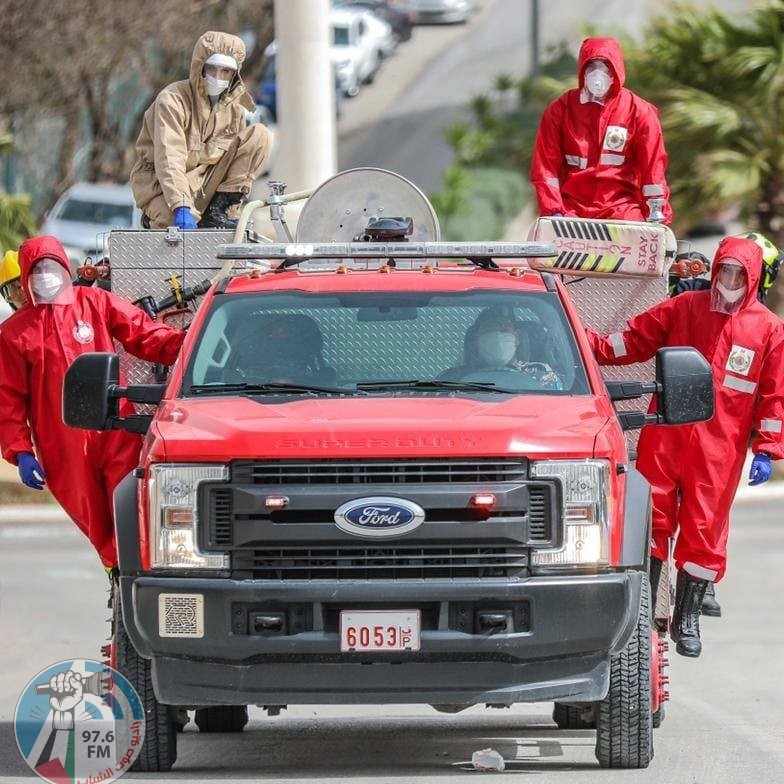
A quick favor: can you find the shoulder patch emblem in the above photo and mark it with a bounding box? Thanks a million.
[73,320,95,345]
[726,344,755,376]
[603,125,628,152]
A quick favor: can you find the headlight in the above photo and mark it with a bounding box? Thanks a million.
[530,460,611,567]
[149,464,229,569]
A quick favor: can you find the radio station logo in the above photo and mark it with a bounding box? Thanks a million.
[14,659,145,784]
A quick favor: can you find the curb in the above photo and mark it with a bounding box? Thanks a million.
[733,482,784,502]
[0,505,69,525]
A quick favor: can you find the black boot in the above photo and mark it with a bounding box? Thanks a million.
[198,192,243,229]
[671,571,708,658]
[701,582,722,617]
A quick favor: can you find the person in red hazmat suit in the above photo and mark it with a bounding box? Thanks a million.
[588,236,784,657]
[0,236,185,567]
[531,37,671,224]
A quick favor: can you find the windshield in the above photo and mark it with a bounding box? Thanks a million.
[332,25,351,46]
[183,290,589,397]
[57,199,133,227]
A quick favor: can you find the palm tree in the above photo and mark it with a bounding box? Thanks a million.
[621,3,784,249]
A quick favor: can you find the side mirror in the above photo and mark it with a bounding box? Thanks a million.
[63,353,119,430]
[656,347,714,425]
[64,353,166,433]
[611,347,713,431]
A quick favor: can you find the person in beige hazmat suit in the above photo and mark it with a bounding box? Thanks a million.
[131,31,271,230]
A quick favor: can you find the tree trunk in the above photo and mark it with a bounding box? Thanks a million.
[48,101,83,214]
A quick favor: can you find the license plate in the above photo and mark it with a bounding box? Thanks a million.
[339,610,421,652]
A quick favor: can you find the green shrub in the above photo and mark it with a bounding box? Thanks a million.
[436,167,526,241]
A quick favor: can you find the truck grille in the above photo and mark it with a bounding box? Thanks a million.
[232,459,527,486]
[232,544,527,580]
[208,483,553,549]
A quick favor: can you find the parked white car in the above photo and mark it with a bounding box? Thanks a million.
[396,0,477,24]
[330,7,395,96]
[41,182,141,266]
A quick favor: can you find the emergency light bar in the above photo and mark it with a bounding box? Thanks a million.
[217,241,558,261]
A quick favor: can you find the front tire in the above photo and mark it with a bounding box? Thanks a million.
[594,576,653,769]
[113,583,178,772]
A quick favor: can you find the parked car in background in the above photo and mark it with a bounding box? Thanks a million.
[396,0,477,24]
[333,0,414,42]
[256,45,344,121]
[330,7,395,96]
[41,182,140,267]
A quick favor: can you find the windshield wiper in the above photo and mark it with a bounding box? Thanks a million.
[188,382,355,396]
[355,379,515,393]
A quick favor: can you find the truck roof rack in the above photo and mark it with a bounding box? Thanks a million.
[217,241,557,269]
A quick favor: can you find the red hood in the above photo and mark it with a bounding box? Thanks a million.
[17,235,72,302]
[710,236,762,311]
[150,395,611,463]
[578,37,625,99]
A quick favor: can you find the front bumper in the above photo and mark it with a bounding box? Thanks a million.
[121,571,643,706]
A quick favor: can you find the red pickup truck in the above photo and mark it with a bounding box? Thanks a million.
[64,238,712,773]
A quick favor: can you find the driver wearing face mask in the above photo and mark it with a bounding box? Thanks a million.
[442,310,562,389]
[531,37,671,224]
[131,31,272,231]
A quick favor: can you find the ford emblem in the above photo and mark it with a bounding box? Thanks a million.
[334,497,425,538]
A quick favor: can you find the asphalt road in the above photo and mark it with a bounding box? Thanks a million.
[0,494,782,783]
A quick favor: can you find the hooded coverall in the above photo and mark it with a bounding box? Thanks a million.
[0,236,185,566]
[530,37,672,224]
[588,237,784,581]
[130,31,272,229]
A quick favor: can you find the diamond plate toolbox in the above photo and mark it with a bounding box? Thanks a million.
[566,275,668,450]
[109,229,236,384]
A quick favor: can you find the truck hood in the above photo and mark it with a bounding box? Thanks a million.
[152,395,610,462]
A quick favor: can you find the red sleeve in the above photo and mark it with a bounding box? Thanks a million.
[635,103,672,225]
[530,99,566,216]
[587,297,678,366]
[752,325,784,459]
[102,290,185,365]
[0,331,34,464]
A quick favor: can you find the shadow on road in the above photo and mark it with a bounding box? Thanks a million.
[0,714,604,779]
[146,714,598,778]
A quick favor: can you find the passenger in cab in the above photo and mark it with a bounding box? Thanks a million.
[531,37,671,224]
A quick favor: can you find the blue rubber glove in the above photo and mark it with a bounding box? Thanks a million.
[173,206,198,230]
[18,452,45,490]
[749,453,772,486]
